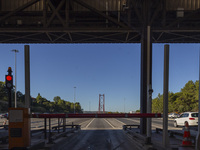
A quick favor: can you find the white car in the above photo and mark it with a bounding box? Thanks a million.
[168,113,179,118]
[174,112,198,127]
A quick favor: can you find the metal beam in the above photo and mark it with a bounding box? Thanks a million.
[47,0,66,27]
[0,28,135,33]
[0,32,43,43]
[45,32,53,42]
[130,0,143,25]
[73,0,128,28]
[0,0,40,23]
[66,0,70,27]
[149,1,162,26]
[167,8,200,28]
[73,32,126,43]
[43,0,47,27]
[68,32,73,42]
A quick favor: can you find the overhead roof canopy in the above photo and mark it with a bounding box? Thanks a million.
[0,0,200,43]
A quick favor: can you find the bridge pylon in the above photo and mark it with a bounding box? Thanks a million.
[98,94,105,113]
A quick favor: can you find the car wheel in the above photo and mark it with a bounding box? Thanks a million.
[174,121,178,127]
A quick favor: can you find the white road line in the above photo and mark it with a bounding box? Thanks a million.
[85,118,95,128]
[114,118,126,125]
[79,119,93,125]
[124,118,140,123]
[104,119,115,129]
[123,118,179,130]
[83,128,121,130]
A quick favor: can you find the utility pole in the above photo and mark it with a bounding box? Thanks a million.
[124,98,126,113]
[89,101,91,111]
[74,87,76,114]
[11,49,19,108]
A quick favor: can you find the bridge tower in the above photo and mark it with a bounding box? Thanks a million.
[98,94,105,113]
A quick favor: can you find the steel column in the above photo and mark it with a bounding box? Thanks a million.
[196,51,200,149]
[147,26,153,143]
[25,45,30,108]
[140,27,148,135]
[140,0,150,135]
[24,45,31,147]
[163,44,170,148]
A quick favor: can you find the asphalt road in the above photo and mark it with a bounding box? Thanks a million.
[0,117,182,131]
[0,117,193,150]
[56,118,185,150]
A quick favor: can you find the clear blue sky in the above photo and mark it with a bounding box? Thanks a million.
[0,43,199,112]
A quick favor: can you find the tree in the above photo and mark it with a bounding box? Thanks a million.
[0,80,83,114]
[53,96,61,104]
[152,80,200,113]
[0,81,7,102]
[75,102,82,113]
[70,103,74,113]
[136,110,140,113]
[36,93,43,104]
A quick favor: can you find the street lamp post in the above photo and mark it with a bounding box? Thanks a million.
[124,98,125,113]
[12,49,19,108]
[74,87,76,114]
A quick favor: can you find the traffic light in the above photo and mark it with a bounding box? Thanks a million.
[5,67,13,89]
[6,75,13,89]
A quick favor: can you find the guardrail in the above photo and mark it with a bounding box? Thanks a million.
[34,117,80,144]
[156,128,196,145]
[123,124,140,130]
[123,124,153,149]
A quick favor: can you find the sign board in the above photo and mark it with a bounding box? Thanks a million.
[9,110,23,122]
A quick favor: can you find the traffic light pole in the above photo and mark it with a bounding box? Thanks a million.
[8,89,12,108]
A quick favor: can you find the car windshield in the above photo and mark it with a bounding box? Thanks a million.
[191,113,198,117]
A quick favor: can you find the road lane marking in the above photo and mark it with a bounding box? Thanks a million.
[79,119,93,125]
[124,118,140,123]
[104,119,115,129]
[123,118,180,130]
[83,128,121,130]
[114,118,126,125]
[85,118,95,128]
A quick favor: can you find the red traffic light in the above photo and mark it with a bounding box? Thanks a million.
[6,75,12,81]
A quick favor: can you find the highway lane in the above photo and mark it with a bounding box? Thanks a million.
[115,118,181,130]
[60,118,137,150]
[0,117,195,150]
[0,117,181,130]
[60,118,182,150]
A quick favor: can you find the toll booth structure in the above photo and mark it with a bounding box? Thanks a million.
[1,0,200,148]
[8,108,30,149]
